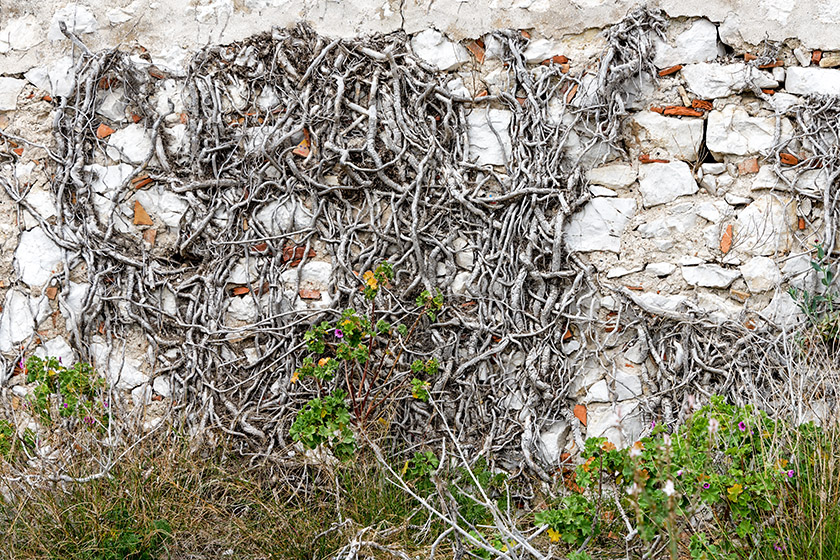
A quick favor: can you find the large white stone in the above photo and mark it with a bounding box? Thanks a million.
[466,108,512,166]
[637,161,698,207]
[0,290,36,352]
[782,254,818,292]
[563,197,636,253]
[35,336,76,366]
[0,78,26,111]
[586,400,644,449]
[106,125,154,164]
[49,4,98,41]
[653,18,721,68]
[538,419,569,464]
[735,194,797,256]
[86,163,135,195]
[523,38,563,63]
[681,264,740,288]
[410,29,469,71]
[0,16,44,52]
[785,67,840,96]
[153,376,172,398]
[584,379,611,404]
[681,63,778,99]
[59,282,91,331]
[646,262,676,277]
[90,341,149,390]
[613,365,643,401]
[281,261,333,290]
[587,163,637,188]
[24,56,76,98]
[706,105,793,158]
[254,199,311,235]
[15,227,63,287]
[629,111,704,162]
[761,291,803,329]
[750,166,828,197]
[740,256,782,292]
[134,186,188,229]
[97,89,128,121]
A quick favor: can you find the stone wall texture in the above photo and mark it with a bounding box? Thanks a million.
[1,1,839,465]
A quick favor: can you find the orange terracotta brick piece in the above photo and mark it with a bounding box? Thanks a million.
[565,83,579,103]
[650,106,664,114]
[812,50,823,64]
[466,40,485,63]
[639,154,670,164]
[541,55,569,65]
[663,106,704,117]
[574,404,587,427]
[133,201,154,226]
[691,99,713,111]
[720,224,733,254]
[231,286,250,296]
[12,147,23,156]
[657,64,682,76]
[143,229,157,247]
[799,217,806,230]
[761,88,776,95]
[738,158,760,175]
[780,153,799,165]
[758,60,784,69]
[293,129,311,157]
[299,289,321,300]
[744,53,757,61]
[45,286,58,300]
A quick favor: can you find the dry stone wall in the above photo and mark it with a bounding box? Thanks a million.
[0,2,838,470]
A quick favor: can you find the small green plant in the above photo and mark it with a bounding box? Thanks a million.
[534,494,599,545]
[290,262,443,459]
[573,397,811,557]
[403,451,439,496]
[0,419,15,458]
[289,389,356,460]
[789,242,840,342]
[24,355,105,426]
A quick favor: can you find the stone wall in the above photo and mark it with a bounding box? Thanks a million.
[0,2,838,467]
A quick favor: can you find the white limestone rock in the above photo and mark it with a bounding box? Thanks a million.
[740,256,782,292]
[735,194,796,256]
[410,29,469,71]
[254,199,311,235]
[153,376,172,398]
[106,125,154,164]
[681,264,740,288]
[750,166,828,196]
[538,419,569,464]
[22,186,57,228]
[761,291,803,329]
[653,18,722,68]
[681,63,778,99]
[584,379,611,404]
[637,161,698,207]
[466,108,512,166]
[24,56,76,98]
[35,336,76,366]
[635,292,689,313]
[585,400,644,450]
[226,295,260,322]
[590,185,617,197]
[131,384,152,407]
[606,266,643,279]
[646,262,676,277]
[706,105,793,158]
[696,200,733,223]
[15,227,63,287]
[133,186,188,229]
[90,341,149,390]
[452,237,474,269]
[0,78,26,111]
[696,292,743,323]
[451,271,472,295]
[564,198,636,253]
[49,4,98,41]
[59,282,92,331]
[97,89,128,121]
[629,111,704,162]
[523,38,562,63]
[0,16,43,53]
[769,92,801,113]
[0,290,36,352]
[588,163,637,188]
[613,366,643,400]
[782,254,818,292]
[281,261,333,290]
[785,67,840,96]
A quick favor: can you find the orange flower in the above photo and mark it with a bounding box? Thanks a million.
[601,440,617,452]
[318,357,330,367]
[291,370,301,384]
[363,270,378,289]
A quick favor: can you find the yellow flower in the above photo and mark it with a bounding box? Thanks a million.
[318,357,330,367]
[727,483,743,502]
[363,270,378,289]
[290,370,300,384]
[547,527,561,543]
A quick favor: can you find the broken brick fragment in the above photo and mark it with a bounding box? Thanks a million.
[691,99,713,111]
[812,50,823,64]
[779,153,799,166]
[639,153,669,164]
[299,289,321,300]
[758,60,784,69]
[657,64,682,76]
[737,158,759,175]
[574,404,587,426]
[96,123,116,139]
[133,201,154,226]
[466,40,485,63]
[663,106,704,117]
[720,224,733,254]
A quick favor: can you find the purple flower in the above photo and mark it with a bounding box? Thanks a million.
[787,469,795,478]
[62,403,68,409]
[334,329,344,338]
[738,421,746,432]
[774,543,784,551]
[103,401,109,408]
[17,359,24,369]
[58,357,62,363]
[702,482,711,489]
[651,421,656,429]
[676,470,683,477]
